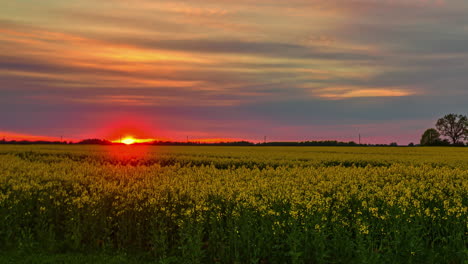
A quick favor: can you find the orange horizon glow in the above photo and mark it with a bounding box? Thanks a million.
[0,131,64,142]
[110,137,245,144]
[0,127,256,145]
[111,137,156,145]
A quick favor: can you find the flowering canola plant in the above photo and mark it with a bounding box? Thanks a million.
[0,146,466,263]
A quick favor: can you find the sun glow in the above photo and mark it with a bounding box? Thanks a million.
[111,136,156,145]
[122,137,136,145]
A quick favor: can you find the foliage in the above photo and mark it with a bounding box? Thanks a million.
[420,128,442,146]
[77,139,113,145]
[0,146,467,263]
[435,113,468,144]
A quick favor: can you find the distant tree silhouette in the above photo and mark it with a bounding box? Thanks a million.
[77,139,112,145]
[435,114,468,144]
[420,128,441,146]
[260,141,362,147]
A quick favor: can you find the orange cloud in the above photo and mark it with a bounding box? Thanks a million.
[314,86,417,99]
[0,25,213,93]
[157,2,230,17]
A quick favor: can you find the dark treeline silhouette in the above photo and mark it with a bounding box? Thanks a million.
[2,139,465,146]
[0,139,424,147]
[420,113,467,146]
[1,138,465,146]
[0,140,67,145]
[257,140,360,146]
[3,113,468,148]
[77,139,113,145]
[151,140,255,146]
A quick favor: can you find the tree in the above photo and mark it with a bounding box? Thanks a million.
[435,114,468,144]
[420,128,441,146]
[77,139,112,145]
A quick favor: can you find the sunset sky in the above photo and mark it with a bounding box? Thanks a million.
[1,0,467,143]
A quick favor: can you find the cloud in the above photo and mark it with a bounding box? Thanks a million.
[1,0,467,143]
[314,87,417,99]
[98,37,379,62]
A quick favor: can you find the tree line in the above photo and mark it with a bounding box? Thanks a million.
[420,114,468,146]
[1,114,466,147]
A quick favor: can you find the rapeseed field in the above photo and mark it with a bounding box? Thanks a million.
[0,146,466,263]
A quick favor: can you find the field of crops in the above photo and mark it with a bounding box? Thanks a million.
[0,145,467,263]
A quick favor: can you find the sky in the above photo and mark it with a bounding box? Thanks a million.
[1,0,467,144]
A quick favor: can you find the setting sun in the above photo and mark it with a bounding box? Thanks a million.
[111,136,156,144]
[121,137,136,145]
